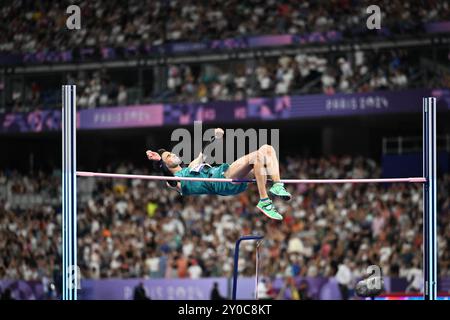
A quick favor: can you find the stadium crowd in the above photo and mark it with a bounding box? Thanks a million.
[1,156,449,294]
[11,48,420,112]
[162,49,414,104]
[3,0,448,112]
[1,0,449,54]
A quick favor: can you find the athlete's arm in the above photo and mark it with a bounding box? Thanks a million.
[188,152,204,168]
[189,128,224,166]
[146,150,179,188]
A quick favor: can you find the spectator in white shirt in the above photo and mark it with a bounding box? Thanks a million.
[187,259,203,279]
[390,70,408,88]
[405,259,423,293]
[335,259,353,300]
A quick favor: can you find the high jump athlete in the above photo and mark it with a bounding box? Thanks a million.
[145,128,290,220]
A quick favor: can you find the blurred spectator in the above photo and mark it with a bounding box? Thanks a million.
[187,259,203,279]
[404,259,423,293]
[276,277,301,300]
[335,260,353,300]
[133,282,151,300]
[117,85,128,106]
[297,280,312,300]
[0,288,14,300]
[256,279,271,300]
[210,282,226,300]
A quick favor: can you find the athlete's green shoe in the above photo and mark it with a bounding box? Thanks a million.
[256,199,283,220]
[269,182,292,201]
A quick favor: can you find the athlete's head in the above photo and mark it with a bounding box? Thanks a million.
[158,149,182,168]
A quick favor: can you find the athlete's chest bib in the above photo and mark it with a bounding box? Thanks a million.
[189,163,212,175]
[174,165,214,195]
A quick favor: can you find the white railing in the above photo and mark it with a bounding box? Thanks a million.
[382,135,450,155]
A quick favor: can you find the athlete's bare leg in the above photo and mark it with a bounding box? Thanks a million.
[224,144,281,199]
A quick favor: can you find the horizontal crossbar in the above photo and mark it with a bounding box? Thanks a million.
[77,171,426,184]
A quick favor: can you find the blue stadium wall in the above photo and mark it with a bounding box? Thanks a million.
[382,152,449,178]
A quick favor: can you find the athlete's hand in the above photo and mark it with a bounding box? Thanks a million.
[146,150,161,161]
[214,128,224,139]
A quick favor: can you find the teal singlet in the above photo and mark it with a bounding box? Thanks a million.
[174,163,247,196]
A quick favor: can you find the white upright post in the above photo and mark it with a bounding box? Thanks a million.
[423,97,437,300]
[62,85,77,300]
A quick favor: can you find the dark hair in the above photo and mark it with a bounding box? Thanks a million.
[157,149,167,156]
